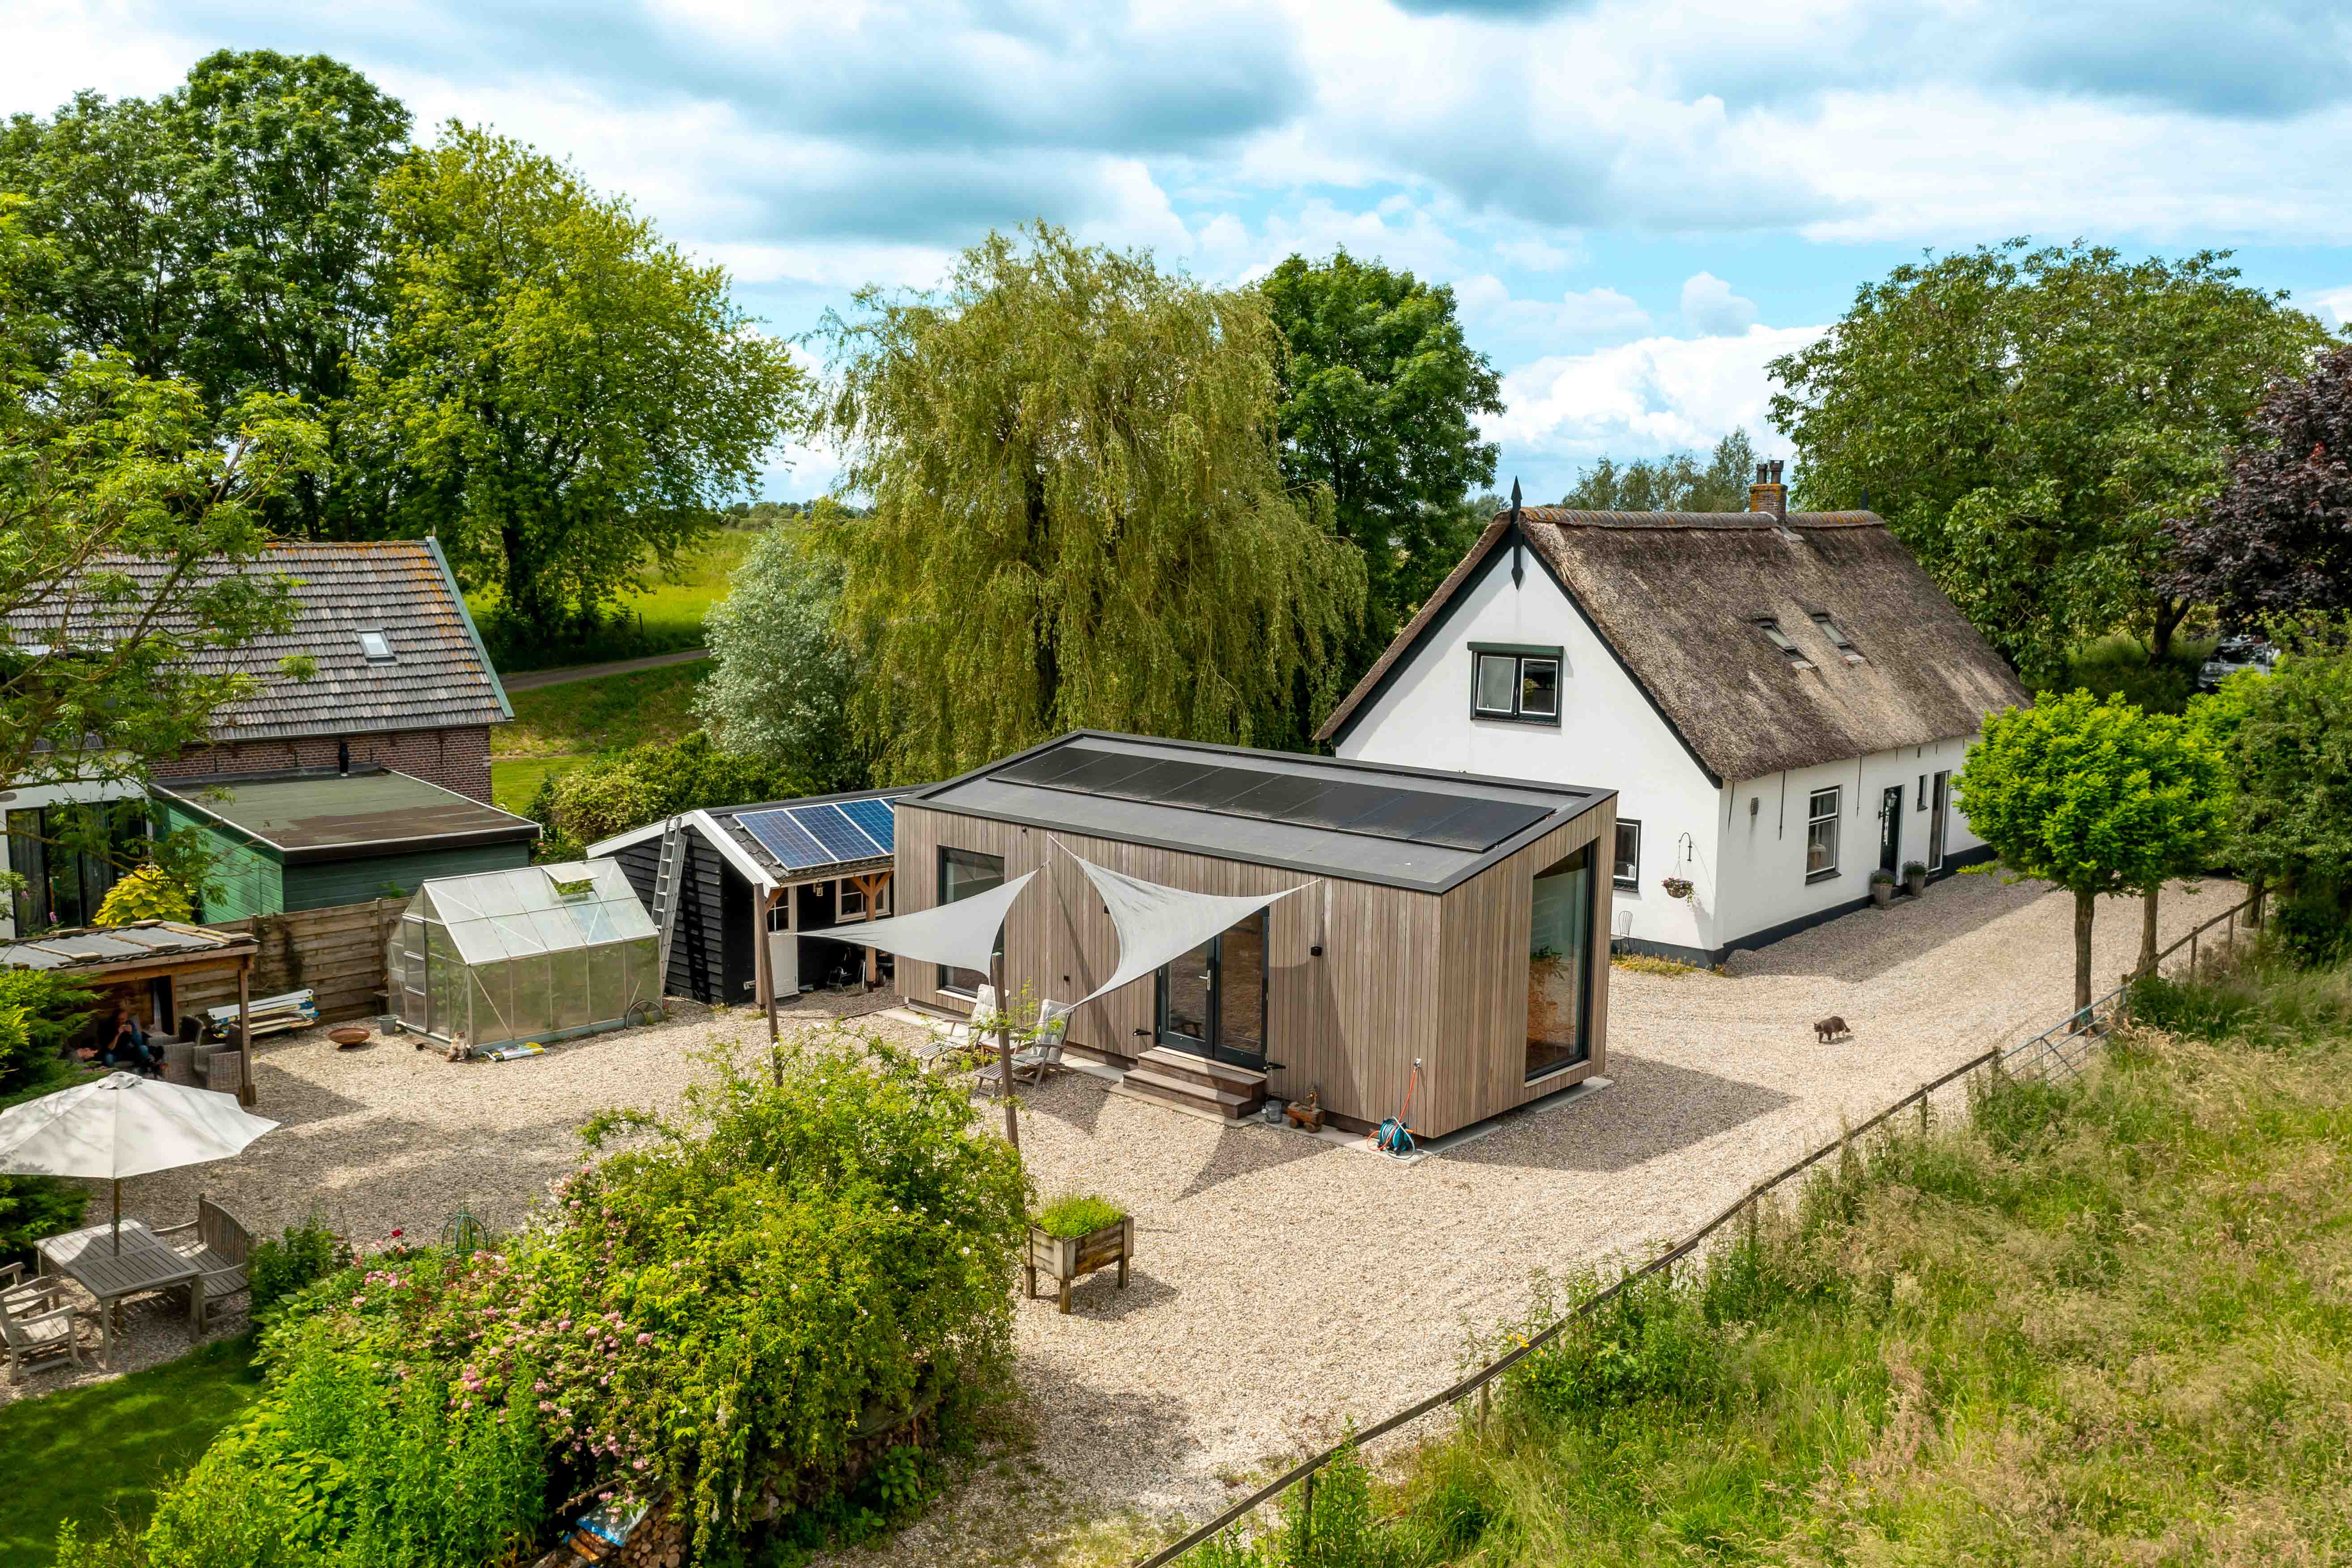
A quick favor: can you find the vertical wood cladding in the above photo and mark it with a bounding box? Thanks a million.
[892,802,1612,1139]
[612,829,734,1005]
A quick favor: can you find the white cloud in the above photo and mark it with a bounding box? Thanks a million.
[1490,322,1825,466]
[1458,276,1652,337]
[2309,284,2352,330]
[1679,272,1757,336]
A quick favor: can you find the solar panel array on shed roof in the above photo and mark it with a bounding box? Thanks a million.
[992,742,1549,852]
[736,798,896,874]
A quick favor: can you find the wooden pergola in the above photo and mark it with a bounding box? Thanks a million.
[0,921,261,1103]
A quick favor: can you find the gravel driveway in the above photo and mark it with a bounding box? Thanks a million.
[6,875,2236,1564]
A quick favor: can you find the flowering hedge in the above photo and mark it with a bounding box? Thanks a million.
[63,1029,1028,1568]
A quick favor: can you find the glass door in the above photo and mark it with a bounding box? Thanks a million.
[1878,784,1903,875]
[1929,771,1950,871]
[1154,911,1268,1070]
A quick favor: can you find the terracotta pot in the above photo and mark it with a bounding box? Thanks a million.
[1870,881,1894,908]
[328,1025,371,1048]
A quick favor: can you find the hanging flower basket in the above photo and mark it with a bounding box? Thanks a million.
[1661,876,1695,903]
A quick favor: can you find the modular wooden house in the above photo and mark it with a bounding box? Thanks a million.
[892,733,1616,1139]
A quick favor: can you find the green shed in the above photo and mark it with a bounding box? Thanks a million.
[153,768,540,919]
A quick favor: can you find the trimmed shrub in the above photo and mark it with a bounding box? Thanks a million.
[94,864,196,926]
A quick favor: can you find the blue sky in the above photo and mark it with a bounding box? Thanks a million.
[13,0,2352,502]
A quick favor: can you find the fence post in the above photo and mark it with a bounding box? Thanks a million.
[1301,1470,1315,1557]
[2190,929,2199,978]
[1918,1089,1929,1134]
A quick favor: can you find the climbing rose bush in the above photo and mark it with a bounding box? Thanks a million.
[71,1028,1027,1568]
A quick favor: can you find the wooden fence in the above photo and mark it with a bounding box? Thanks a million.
[177,897,403,1026]
[1131,890,2268,1568]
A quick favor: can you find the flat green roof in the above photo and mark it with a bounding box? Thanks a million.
[157,769,539,863]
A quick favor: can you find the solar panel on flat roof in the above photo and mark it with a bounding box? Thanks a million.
[789,803,887,862]
[838,797,895,849]
[1217,772,1329,820]
[1282,780,1400,831]
[1414,798,1552,851]
[1102,757,1216,803]
[738,808,832,871]
[1148,762,1271,812]
[996,747,1103,788]
[1036,749,1164,795]
[1328,788,1478,841]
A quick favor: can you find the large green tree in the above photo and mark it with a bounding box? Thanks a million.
[1769,243,2328,684]
[2205,640,2352,958]
[1259,252,1501,672]
[0,51,411,536]
[1558,429,1758,512]
[359,124,804,646]
[1,207,319,917]
[695,510,876,795]
[816,223,1366,781]
[1957,690,2228,1013]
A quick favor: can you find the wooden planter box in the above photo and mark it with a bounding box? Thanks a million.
[1024,1216,1134,1314]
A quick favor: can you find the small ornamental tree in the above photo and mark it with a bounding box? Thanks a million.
[1957,691,2228,1013]
[2212,641,2352,958]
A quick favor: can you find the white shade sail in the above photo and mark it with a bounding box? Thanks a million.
[813,870,1040,976]
[1069,857,1310,1010]
[0,1071,277,1181]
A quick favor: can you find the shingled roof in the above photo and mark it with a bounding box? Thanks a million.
[1316,508,2031,785]
[9,540,511,745]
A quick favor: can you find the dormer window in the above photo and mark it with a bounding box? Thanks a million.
[357,630,396,665]
[1811,613,1863,663]
[1753,618,1813,669]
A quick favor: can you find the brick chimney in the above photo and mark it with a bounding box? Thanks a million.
[1748,459,1786,520]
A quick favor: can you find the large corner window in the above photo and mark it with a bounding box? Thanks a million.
[1471,645,1562,725]
[1805,787,1841,882]
[936,846,1004,996]
[1527,843,1593,1082]
[1612,819,1640,890]
[6,802,144,934]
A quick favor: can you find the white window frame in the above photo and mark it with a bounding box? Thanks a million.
[1612,819,1641,890]
[1805,787,1841,883]
[839,878,866,918]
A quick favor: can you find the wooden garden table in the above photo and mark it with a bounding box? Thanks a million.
[37,1220,199,1367]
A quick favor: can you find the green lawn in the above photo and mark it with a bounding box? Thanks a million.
[491,754,589,815]
[0,1334,265,1564]
[470,527,759,672]
[498,660,710,760]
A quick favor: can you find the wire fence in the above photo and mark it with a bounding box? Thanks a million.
[1130,888,2264,1568]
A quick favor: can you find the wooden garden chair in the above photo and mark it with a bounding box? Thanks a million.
[1,1271,92,1382]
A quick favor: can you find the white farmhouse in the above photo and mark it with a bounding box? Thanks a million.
[1315,475,2030,966]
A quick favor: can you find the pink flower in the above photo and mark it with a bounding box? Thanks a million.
[351,1295,366,1308]
[635,1332,651,1345]
[632,1458,646,1471]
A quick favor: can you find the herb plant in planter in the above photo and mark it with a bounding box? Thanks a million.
[1902,859,1929,897]
[1869,868,1896,907]
[1026,1193,1133,1314]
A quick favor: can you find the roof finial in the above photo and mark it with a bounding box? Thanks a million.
[1508,477,1525,588]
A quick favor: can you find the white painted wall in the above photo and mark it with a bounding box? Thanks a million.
[1710,736,1986,951]
[1334,555,1995,960]
[1332,553,1728,955]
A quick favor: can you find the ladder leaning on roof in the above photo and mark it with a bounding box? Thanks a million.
[649,815,686,995]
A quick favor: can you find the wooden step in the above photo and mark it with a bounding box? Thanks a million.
[1115,1066,1263,1120]
[1134,1047,1267,1097]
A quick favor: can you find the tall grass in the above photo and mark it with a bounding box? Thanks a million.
[1182,956,2352,1566]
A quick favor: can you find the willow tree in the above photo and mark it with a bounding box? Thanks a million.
[815,224,1366,781]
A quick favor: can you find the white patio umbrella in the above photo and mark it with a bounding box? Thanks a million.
[0,1071,279,1253]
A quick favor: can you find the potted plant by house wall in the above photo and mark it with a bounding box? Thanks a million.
[1025,1193,1134,1314]
[1869,868,1896,908]
[1902,860,1929,897]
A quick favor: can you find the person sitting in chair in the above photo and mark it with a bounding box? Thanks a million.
[79,998,162,1077]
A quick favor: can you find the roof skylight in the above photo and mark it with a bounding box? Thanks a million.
[1753,618,1814,668]
[357,629,396,664]
[1810,612,1864,663]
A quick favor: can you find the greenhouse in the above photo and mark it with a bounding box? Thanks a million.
[387,861,660,1053]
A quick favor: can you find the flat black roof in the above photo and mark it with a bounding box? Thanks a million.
[906,732,1612,893]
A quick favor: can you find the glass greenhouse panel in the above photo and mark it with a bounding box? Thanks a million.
[553,946,592,1032]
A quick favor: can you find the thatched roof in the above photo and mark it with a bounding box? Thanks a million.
[1317,508,2030,785]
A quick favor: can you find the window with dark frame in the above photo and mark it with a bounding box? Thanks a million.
[1810,612,1862,661]
[1754,618,1813,667]
[1470,646,1562,724]
[936,846,1005,996]
[1805,787,1840,881]
[1612,819,1640,888]
[357,629,397,664]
